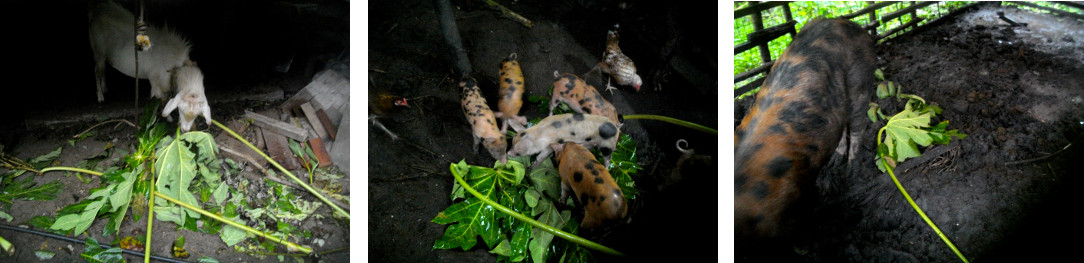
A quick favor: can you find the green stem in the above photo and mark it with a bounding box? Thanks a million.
[622,114,717,134]
[153,193,312,254]
[449,164,625,257]
[145,166,155,263]
[40,167,314,254]
[212,119,350,220]
[880,155,968,263]
[0,235,12,256]
[39,167,100,175]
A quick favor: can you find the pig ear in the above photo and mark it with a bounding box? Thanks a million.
[162,96,180,117]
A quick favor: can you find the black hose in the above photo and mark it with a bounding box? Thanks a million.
[0,224,189,263]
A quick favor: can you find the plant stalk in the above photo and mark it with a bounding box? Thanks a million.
[212,120,349,220]
[449,163,625,257]
[880,155,968,263]
[153,193,313,254]
[622,114,717,134]
[145,166,155,263]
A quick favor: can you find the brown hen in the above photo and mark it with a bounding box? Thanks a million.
[598,24,643,93]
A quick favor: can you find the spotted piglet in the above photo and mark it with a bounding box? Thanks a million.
[734,18,876,242]
[508,113,620,169]
[460,78,508,163]
[554,142,627,229]
[495,53,527,133]
[549,72,622,125]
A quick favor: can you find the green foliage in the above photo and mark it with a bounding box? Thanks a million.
[50,168,139,237]
[0,174,63,205]
[80,237,124,263]
[869,73,966,172]
[606,134,641,199]
[154,132,219,226]
[434,158,580,262]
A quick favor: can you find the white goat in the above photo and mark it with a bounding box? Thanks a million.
[89,0,211,131]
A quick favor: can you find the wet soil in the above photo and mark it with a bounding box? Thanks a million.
[735,3,1084,262]
[1,0,349,262]
[368,0,718,262]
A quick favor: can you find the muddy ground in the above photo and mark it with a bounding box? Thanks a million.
[735,3,1084,262]
[368,0,718,262]
[1,0,349,262]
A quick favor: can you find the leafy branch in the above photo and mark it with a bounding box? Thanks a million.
[869,69,969,263]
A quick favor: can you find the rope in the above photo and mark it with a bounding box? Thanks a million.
[134,0,149,108]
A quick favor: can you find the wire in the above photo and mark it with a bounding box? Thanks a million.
[0,224,189,263]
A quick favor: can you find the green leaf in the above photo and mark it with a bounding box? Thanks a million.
[527,159,560,201]
[28,146,63,170]
[489,239,512,257]
[608,134,641,199]
[883,106,932,163]
[432,163,500,250]
[0,211,11,222]
[874,68,884,81]
[80,237,124,263]
[213,182,230,206]
[198,256,221,263]
[0,177,63,203]
[529,202,567,263]
[867,103,880,123]
[35,249,56,260]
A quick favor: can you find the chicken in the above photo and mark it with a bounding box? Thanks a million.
[369,80,409,140]
[598,24,642,94]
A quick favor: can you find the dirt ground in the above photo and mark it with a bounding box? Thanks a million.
[1,1,349,262]
[368,0,718,262]
[735,3,1084,262]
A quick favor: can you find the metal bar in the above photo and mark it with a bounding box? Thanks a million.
[877,17,924,41]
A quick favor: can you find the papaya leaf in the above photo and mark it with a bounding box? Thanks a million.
[0,176,62,204]
[608,134,641,199]
[882,105,932,163]
[80,237,124,263]
[51,176,118,236]
[527,159,560,201]
[529,201,567,263]
[432,163,500,250]
[28,146,63,171]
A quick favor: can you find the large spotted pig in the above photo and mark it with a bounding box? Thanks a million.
[495,53,528,133]
[549,72,622,125]
[508,113,619,168]
[554,142,627,228]
[460,78,508,163]
[734,18,876,241]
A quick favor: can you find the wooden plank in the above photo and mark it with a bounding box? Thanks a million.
[1011,1,1084,21]
[881,1,936,23]
[263,129,301,171]
[214,119,268,172]
[736,20,797,55]
[300,102,329,140]
[734,61,773,83]
[735,1,791,19]
[245,110,308,141]
[317,109,338,140]
[839,1,899,20]
[308,137,332,168]
[877,17,923,41]
[735,77,765,98]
